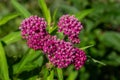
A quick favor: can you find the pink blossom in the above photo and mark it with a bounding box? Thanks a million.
[58,15,83,44]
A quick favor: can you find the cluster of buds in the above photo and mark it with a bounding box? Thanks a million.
[19,16,48,50]
[58,15,83,44]
[19,15,86,70]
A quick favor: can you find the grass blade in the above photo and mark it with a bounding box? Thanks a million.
[0,42,9,80]
[11,0,31,18]
[38,0,51,26]
[0,12,19,26]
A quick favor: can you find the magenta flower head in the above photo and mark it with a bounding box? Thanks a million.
[58,14,83,44]
[19,15,47,39]
[72,48,87,70]
[19,15,48,50]
[47,40,75,68]
[46,39,87,69]
[43,35,58,54]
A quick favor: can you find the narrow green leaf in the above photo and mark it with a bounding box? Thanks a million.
[0,12,19,26]
[47,70,54,80]
[1,31,21,45]
[87,56,106,66]
[57,68,63,80]
[92,58,106,66]
[11,0,31,18]
[80,44,94,50]
[75,9,94,20]
[13,49,42,74]
[0,42,9,80]
[52,8,58,22]
[49,26,57,34]
[38,0,51,26]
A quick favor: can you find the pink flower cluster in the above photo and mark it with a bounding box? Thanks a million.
[58,15,83,44]
[47,41,86,69]
[47,40,74,68]
[19,16,48,50]
[19,15,86,70]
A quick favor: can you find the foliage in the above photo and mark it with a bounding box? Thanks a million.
[0,0,120,80]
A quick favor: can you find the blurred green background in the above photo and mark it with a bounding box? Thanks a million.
[0,0,120,80]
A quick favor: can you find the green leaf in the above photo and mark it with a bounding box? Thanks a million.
[85,19,95,32]
[0,12,19,26]
[28,75,38,80]
[80,44,94,50]
[67,71,78,80]
[75,9,94,20]
[38,0,51,26]
[60,4,79,14]
[56,68,63,80]
[1,31,21,45]
[57,32,64,40]
[100,31,120,52]
[0,42,9,80]
[13,49,43,74]
[103,52,120,66]
[41,66,49,80]
[79,67,89,80]
[18,55,43,72]
[47,70,54,80]
[11,0,31,18]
